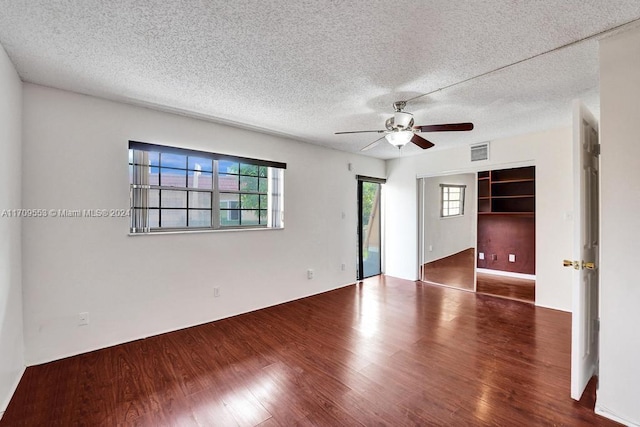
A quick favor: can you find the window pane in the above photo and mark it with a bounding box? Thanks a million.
[160,168,186,187]
[219,160,239,174]
[258,177,268,192]
[241,194,259,209]
[259,194,267,208]
[149,166,160,186]
[189,191,211,209]
[188,210,211,227]
[241,210,260,225]
[161,190,187,208]
[220,193,239,208]
[160,153,186,169]
[188,171,213,189]
[148,152,160,167]
[160,209,186,227]
[240,176,258,192]
[219,174,239,191]
[188,156,213,172]
[259,209,267,224]
[149,209,159,228]
[149,189,159,208]
[259,166,268,177]
[240,163,259,176]
[220,210,240,226]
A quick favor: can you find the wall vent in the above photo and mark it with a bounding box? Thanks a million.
[470,143,489,162]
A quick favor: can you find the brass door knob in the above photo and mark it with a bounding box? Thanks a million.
[563,260,580,270]
[582,261,596,270]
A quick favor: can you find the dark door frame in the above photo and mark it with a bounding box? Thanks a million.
[357,175,386,280]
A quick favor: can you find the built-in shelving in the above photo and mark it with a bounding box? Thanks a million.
[477,166,535,214]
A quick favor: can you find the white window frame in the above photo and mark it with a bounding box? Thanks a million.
[440,184,466,218]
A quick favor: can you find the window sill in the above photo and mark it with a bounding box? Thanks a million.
[440,215,464,220]
[128,227,284,236]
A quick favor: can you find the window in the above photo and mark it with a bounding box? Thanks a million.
[440,184,466,217]
[129,141,285,233]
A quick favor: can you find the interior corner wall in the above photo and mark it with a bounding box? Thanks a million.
[0,44,24,413]
[597,26,640,427]
[21,84,386,365]
[422,173,477,263]
[385,127,573,311]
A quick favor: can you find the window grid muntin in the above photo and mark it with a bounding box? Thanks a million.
[217,162,269,227]
[440,184,466,218]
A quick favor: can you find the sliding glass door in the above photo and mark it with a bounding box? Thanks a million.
[357,177,383,279]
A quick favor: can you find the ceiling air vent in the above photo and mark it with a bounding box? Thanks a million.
[470,143,489,162]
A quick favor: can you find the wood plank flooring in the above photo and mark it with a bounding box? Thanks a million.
[476,272,536,303]
[2,276,617,426]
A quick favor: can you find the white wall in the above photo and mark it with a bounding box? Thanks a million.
[21,84,385,364]
[0,44,24,414]
[422,173,476,263]
[385,127,574,311]
[597,26,640,427]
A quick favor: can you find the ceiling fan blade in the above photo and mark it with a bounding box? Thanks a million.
[360,136,385,151]
[335,130,386,135]
[411,133,435,150]
[415,122,474,132]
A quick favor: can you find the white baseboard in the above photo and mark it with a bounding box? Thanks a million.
[477,268,535,280]
[595,404,640,426]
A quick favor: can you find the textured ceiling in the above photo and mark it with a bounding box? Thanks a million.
[1,1,639,159]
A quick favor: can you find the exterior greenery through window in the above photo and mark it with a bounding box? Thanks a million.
[128,141,285,233]
[440,184,466,217]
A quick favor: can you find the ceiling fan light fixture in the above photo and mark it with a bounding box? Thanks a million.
[385,130,413,147]
[394,111,414,129]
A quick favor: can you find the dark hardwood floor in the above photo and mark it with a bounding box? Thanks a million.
[477,272,536,303]
[422,248,475,291]
[2,276,617,426]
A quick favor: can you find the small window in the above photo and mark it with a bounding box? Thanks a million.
[129,141,285,233]
[441,184,466,217]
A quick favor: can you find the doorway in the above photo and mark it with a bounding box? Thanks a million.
[357,176,384,280]
[476,166,536,303]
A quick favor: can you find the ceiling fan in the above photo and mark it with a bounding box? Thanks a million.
[335,101,474,151]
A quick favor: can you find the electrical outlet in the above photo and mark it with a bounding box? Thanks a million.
[509,254,516,263]
[479,252,485,260]
[428,245,433,252]
[213,287,220,298]
[341,263,346,271]
[78,312,89,326]
[491,254,497,261]
[307,269,314,279]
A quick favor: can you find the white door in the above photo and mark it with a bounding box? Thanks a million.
[570,100,600,401]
